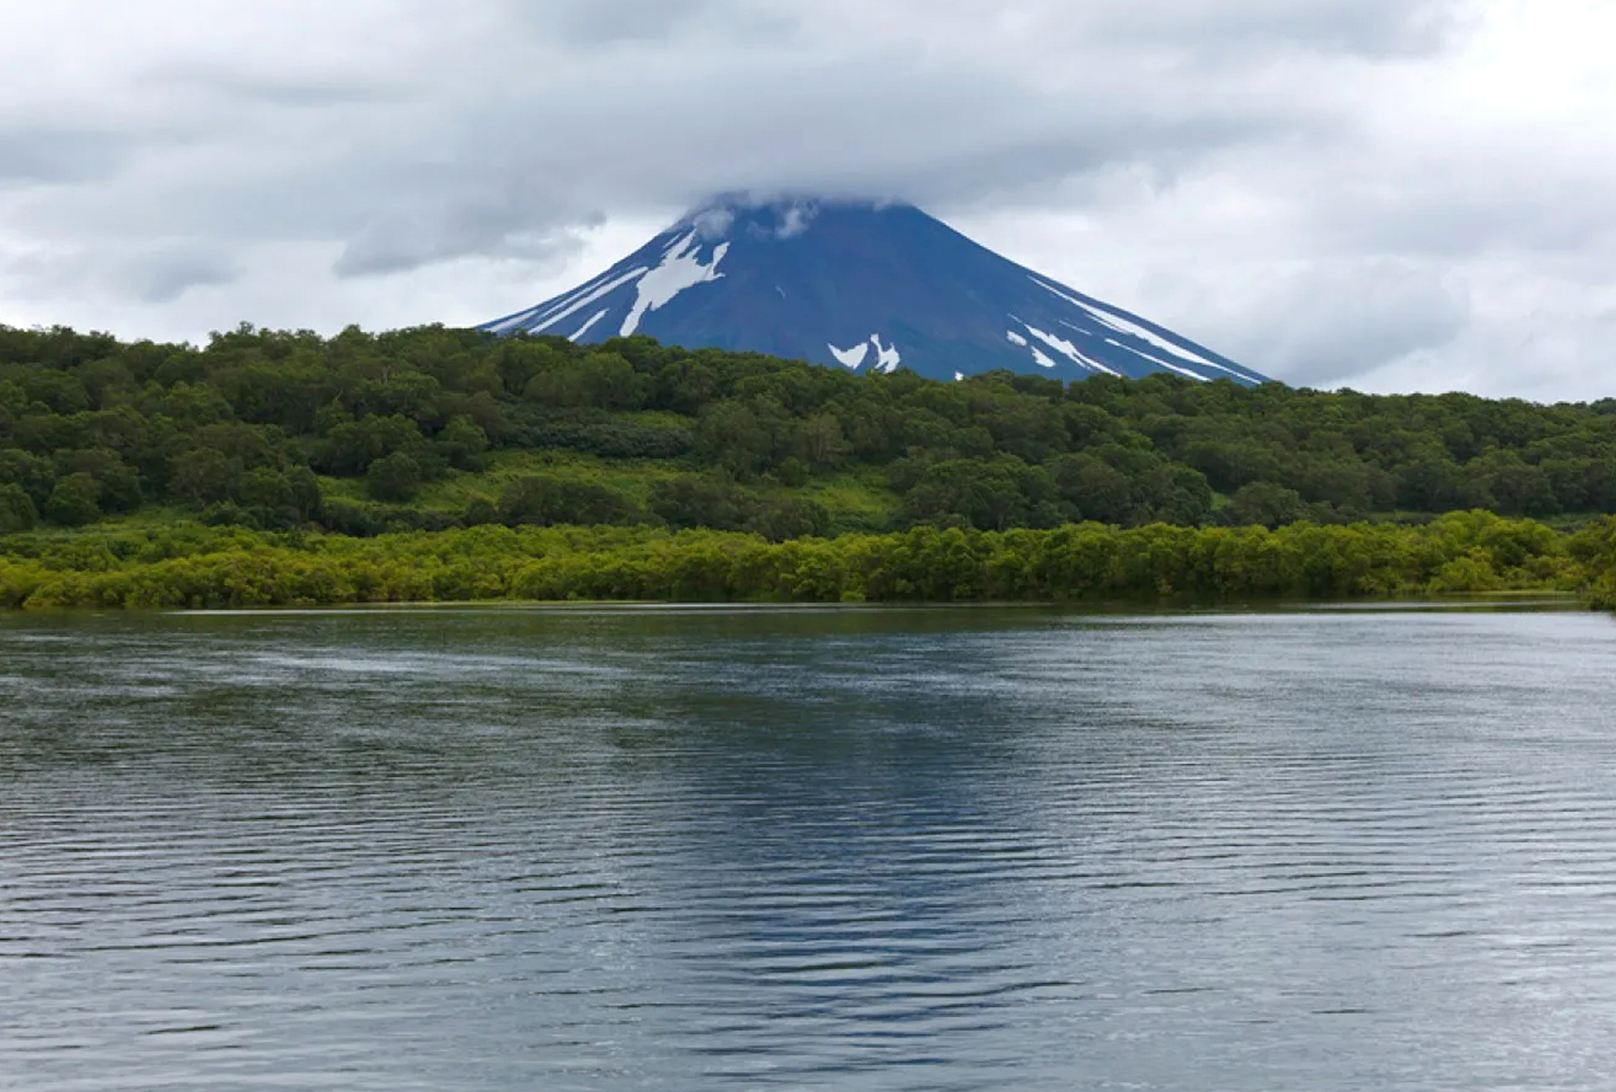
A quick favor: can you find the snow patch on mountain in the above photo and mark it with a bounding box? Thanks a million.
[1104,339,1208,382]
[1020,321,1120,377]
[829,340,869,369]
[526,266,648,336]
[872,334,901,374]
[487,264,623,335]
[1032,276,1260,382]
[829,333,902,373]
[620,233,729,337]
[571,309,609,341]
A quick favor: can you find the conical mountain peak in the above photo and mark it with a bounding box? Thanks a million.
[482,197,1267,385]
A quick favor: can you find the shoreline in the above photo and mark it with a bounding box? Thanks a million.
[3,512,1608,613]
[5,591,1587,616]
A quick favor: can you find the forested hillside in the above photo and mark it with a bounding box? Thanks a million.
[4,322,1616,541]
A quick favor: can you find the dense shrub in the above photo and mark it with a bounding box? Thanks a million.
[496,475,645,527]
[0,510,1599,611]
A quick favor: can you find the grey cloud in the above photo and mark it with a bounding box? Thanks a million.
[1322,180,1616,259]
[114,243,244,303]
[335,200,603,278]
[1086,0,1469,58]
[0,0,1610,397]
[1,2,1380,272]
[521,0,799,45]
[384,37,1321,263]
[0,129,132,184]
[156,68,409,109]
[1222,261,1471,385]
[5,240,242,304]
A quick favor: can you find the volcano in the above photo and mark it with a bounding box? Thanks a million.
[481,197,1268,386]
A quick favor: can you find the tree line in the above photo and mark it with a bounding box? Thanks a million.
[6,323,1616,540]
[3,510,1608,611]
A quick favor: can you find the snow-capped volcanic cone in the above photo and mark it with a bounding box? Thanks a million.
[481,198,1269,385]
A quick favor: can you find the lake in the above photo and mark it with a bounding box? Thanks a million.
[3,605,1615,1090]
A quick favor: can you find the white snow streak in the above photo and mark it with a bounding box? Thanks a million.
[1032,275,1260,381]
[1021,322,1120,377]
[495,262,629,333]
[1030,347,1058,369]
[829,341,870,368]
[487,308,541,335]
[620,233,730,337]
[1006,329,1029,347]
[570,309,609,342]
[1103,338,1208,382]
[523,266,649,335]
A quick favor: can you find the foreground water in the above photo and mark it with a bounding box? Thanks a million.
[3,605,1615,1091]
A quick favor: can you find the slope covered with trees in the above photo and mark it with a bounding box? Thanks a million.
[5,322,1616,544]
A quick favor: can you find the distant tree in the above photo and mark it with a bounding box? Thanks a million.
[794,413,849,466]
[1049,453,1132,524]
[745,497,831,542]
[437,415,489,471]
[288,467,323,519]
[903,457,1058,531]
[0,482,37,532]
[316,414,425,476]
[463,497,499,526]
[0,449,57,510]
[1223,481,1305,529]
[651,475,749,531]
[696,399,783,476]
[234,467,296,511]
[45,472,103,526]
[498,476,641,527]
[523,351,646,410]
[367,452,423,502]
[56,448,141,513]
[169,448,240,507]
[1396,457,1471,512]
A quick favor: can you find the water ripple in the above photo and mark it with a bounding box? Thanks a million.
[3,607,1616,1091]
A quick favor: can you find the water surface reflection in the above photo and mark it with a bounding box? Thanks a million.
[3,606,1615,1090]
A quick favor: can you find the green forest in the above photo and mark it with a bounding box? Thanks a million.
[4,320,1616,609]
[2,511,1611,610]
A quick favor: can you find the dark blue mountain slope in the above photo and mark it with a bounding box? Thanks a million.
[481,198,1269,385]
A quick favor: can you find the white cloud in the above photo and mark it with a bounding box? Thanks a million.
[0,0,1612,398]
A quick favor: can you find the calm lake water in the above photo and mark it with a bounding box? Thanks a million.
[3,605,1616,1091]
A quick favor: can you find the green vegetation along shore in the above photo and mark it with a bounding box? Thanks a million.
[5,510,1615,610]
[6,321,1616,610]
[8,322,1616,539]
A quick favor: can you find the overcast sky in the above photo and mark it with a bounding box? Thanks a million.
[1,0,1612,399]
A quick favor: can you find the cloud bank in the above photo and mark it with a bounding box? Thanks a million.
[0,0,1612,398]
